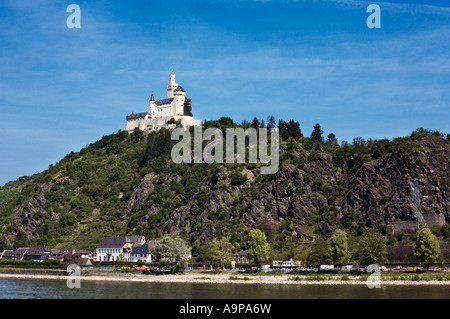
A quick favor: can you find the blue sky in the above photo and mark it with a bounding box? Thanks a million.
[0,0,449,186]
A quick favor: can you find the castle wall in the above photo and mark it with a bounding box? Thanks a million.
[126,113,150,132]
[423,213,446,227]
[154,104,173,117]
[391,222,418,234]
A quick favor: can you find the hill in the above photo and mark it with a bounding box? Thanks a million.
[0,120,449,257]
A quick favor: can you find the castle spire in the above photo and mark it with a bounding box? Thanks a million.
[167,71,178,98]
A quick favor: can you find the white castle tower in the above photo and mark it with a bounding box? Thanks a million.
[167,72,178,98]
[126,72,197,132]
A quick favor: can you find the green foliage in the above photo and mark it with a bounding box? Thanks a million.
[341,208,356,228]
[0,259,63,269]
[140,128,172,167]
[198,237,233,269]
[150,236,191,273]
[410,127,444,140]
[58,213,78,228]
[413,228,445,268]
[228,170,247,186]
[292,157,305,170]
[14,229,31,248]
[310,123,323,143]
[278,119,302,140]
[246,229,271,266]
[330,229,350,265]
[440,224,450,238]
[306,240,331,267]
[357,229,387,266]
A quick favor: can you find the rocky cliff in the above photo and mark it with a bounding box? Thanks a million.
[0,127,448,250]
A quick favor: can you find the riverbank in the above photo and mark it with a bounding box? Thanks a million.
[1,270,450,286]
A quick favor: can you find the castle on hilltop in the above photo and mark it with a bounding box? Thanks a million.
[126,72,199,132]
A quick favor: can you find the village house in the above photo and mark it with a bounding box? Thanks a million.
[49,249,74,261]
[123,240,153,263]
[76,250,93,259]
[1,250,13,260]
[231,250,255,269]
[24,246,52,262]
[94,236,146,262]
[65,251,93,267]
[12,248,28,260]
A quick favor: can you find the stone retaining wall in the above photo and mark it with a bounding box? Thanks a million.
[0,269,68,276]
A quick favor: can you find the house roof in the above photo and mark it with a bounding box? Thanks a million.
[77,250,92,254]
[51,249,73,257]
[27,246,50,256]
[234,250,248,256]
[127,112,150,121]
[14,248,29,257]
[155,98,173,106]
[132,241,150,254]
[2,250,13,257]
[174,86,185,93]
[97,236,144,249]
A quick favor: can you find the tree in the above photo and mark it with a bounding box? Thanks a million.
[330,229,350,266]
[358,229,387,266]
[310,123,323,143]
[251,117,260,129]
[287,120,302,139]
[246,229,271,267]
[203,237,234,270]
[326,133,337,145]
[140,128,172,166]
[228,170,247,186]
[267,115,276,132]
[278,119,302,140]
[14,229,31,249]
[278,120,289,140]
[150,236,191,273]
[341,208,356,228]
[413,228,445,270]
[306,239,331,267]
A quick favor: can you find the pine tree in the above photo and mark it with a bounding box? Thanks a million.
[251,117,260,129]
[311,123,324,143]
[267,115,276,132]
[287,120,302,139]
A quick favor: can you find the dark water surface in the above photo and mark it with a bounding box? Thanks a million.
[0,278,449,299]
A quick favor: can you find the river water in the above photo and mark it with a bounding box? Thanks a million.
[0,278,449,299]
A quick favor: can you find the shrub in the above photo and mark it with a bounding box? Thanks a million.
[228,170,247,186]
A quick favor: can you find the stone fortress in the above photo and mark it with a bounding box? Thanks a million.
[126,72,200,133]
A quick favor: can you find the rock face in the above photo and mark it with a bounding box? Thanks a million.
[1,132,448,248]
[126,173,157,211]
[343,136,448,231]
[123,135,448,242]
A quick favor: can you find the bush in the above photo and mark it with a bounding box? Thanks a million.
[341,208,356,228]
[228,170,247,186]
